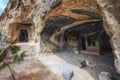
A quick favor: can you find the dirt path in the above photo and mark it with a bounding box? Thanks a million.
[37,53,95,80]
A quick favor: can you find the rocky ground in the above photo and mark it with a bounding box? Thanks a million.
[37,53,95,80]
[0,56,64,80]
[55,51,120,80]
[0,50,120,80]
[0,54,95,80]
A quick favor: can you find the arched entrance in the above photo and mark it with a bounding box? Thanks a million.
[10,23,35,43]
[19,29,28,42]
[39,0,120,77]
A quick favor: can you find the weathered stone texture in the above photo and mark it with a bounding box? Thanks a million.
[96,0,120,73]
[0,0,61,53]
[0,0,120,74]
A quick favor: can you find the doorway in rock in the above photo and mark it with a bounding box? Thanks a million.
[19,29,28,42]
[10,23,34,43]
[81,37,86,51]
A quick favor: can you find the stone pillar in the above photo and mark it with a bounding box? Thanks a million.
[85,36,87,51]
[96,0,120,73]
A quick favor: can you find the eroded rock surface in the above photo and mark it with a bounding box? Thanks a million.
[0,57,64,80]
[0,0,120,76]
[98,72,113,80]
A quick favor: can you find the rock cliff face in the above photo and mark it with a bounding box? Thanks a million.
[0,0,61,52]
[0,0,120,73]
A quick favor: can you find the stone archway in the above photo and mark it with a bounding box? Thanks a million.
[10,23,35,43]
[41,0,120,74]
[1,0,120,74]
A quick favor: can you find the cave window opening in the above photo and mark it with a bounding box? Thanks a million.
[19,29,28,42]
[87,37,96,46]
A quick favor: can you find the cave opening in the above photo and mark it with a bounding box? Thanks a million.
[63,20,113,55]
[10,23,33,43]
[41,17,113,55]
[19,29,28,42]
[53,21,116,79]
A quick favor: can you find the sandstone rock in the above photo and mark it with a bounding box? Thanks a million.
[1,0,120,74]
[22,0,32,6]
[115,59,120,73]
[49,0,61,8]
[98,72,113,80]
[62,69,74,80]
[73,47,79,54]
[80,61,87,68]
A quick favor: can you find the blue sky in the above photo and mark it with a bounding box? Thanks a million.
[0,0,9,15]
